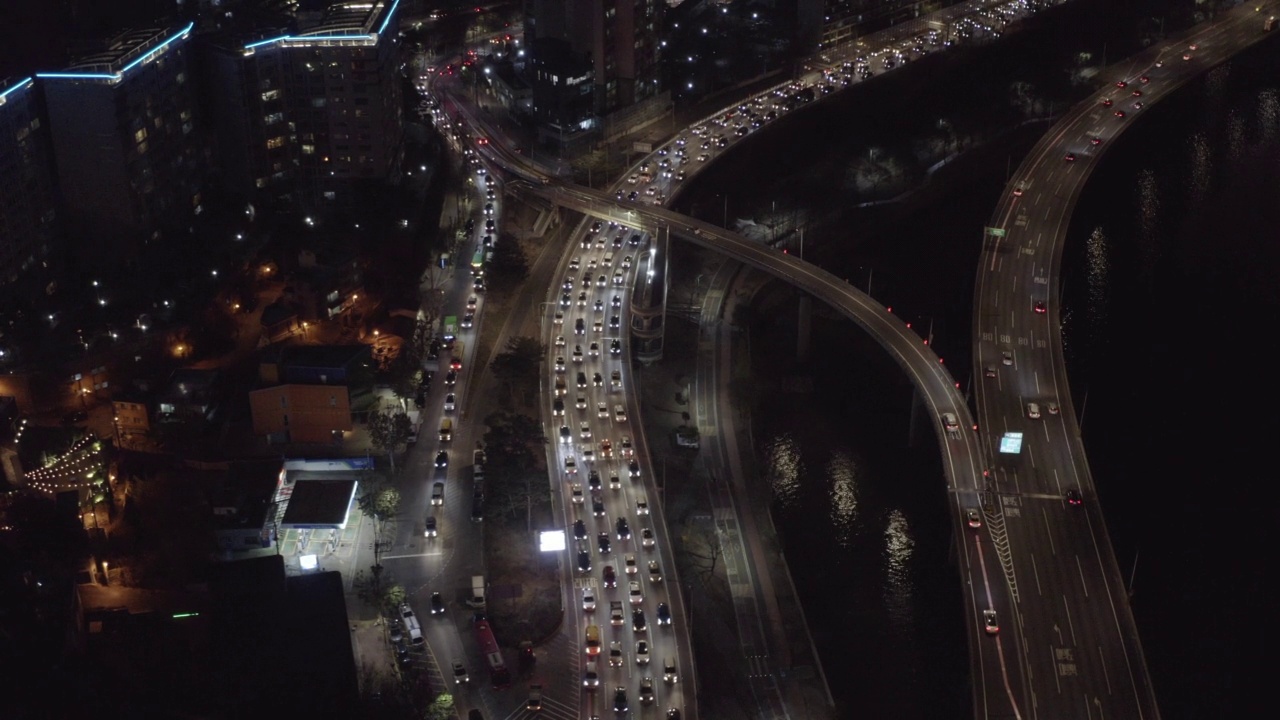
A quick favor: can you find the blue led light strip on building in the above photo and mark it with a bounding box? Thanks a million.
[36,22,195,82]
[0,78,34,104]
[244,0,401,53]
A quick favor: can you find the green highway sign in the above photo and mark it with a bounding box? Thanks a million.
[985,227,1006,237]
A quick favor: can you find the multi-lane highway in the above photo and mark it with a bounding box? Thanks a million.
[974,5,1278,718]
[535,217,698,720]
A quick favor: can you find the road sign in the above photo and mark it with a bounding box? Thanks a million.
[985,227,1006,237]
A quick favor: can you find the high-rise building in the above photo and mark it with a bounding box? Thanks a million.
[0,77,60,292]
[38,24,206,268]
[800,0,942,53]
[203,0,404,209]
[525,0,663,116]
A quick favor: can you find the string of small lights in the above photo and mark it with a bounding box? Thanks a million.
[22,435,105,495]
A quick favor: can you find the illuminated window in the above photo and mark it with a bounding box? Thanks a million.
[262,89,281,101]
[301,144,315,155]
[134,128,148,143]
[265,112,283,125]
[266,136,285,150]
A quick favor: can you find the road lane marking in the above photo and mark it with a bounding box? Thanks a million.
[1076,555,1090,599]
[1042,507,1056,556]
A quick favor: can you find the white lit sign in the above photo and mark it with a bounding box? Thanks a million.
[299,553,319,570]
[539,530,567,553]
[999,432,1024,454]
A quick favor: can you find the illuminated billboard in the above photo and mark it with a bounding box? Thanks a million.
[999,432,1024,454]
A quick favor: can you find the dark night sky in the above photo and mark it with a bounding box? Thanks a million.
[1,0,177,78]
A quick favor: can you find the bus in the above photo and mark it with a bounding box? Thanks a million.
[470,247,486,276]
[473,617,511,688]
[442,315,458,345]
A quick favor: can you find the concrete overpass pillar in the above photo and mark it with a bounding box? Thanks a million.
[796,295,812,364]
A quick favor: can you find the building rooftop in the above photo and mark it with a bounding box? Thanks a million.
[275,344,369,371]
[165,368,220,397]
[40,24,193,80]
[207,460,281,535]
[279,476,358,528]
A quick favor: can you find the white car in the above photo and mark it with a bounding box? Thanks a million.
[565,456,578,474]
[629,581,643,605]
[635,640,650,665]
[636,497,650,515]
[571,484,585,504]
[583,586,597,611]
[444,394,456,412]
[580,422,593,440]
[1026,403,1041,420]
[597,402,609,419]
[614,405,627,423]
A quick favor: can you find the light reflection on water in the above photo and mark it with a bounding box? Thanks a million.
[1084,227,1110,354]
[1135,169,1161,288]
[882,509,917,632]
[827,449,860,549]
[1258,90,1279,143]
[763,432,802,513]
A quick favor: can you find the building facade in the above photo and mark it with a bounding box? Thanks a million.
[249,383,353,444]
[525,0,663,118]
[39,24,207,268]
[203,0,405,210]
[0,78,60,292]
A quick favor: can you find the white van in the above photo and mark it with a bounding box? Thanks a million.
[400,603,425,646]
[467,575,487,609]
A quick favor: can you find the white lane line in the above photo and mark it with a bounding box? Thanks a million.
[1076,555,1090,599]
[1042,507,1056,557]
[1064,594,1077,646]
[1031,553,1043,596]
[1099,645,1113,696]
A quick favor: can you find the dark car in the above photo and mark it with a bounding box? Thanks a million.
[430,592,445,614]
[1066,488,1083,506]
[598,532,612,555]
[616,517,631,540]
[603,565,617,588]
[628,459,641,478]
[574,519,588,540]
[632,607,647,632]
[613,686,629,713]
[656,602,671,626]
[578,550,592,573]
[593,497,606,517]
[1033,300,1047,314]
[435,451,449,469]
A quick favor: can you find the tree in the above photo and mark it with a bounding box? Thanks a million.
[387,346,422,402]
[382,584,407,614]
[423,693,454,720]
[489,335,544,400]
[486,234,529,288]
[368,406,414,472]
[357,476,401,568]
